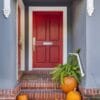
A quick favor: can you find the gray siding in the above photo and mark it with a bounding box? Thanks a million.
[0,0,17,89]
[71,0,86,86]
[72,0,100,88]
[86,0,100,88]
[25,6,29,70]
[67,4,73,53]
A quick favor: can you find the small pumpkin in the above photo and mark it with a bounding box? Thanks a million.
[17,94,28,100]
[60,76,78,93]
[66,90,81,100]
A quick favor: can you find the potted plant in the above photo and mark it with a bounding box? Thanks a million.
[51,49,82,95]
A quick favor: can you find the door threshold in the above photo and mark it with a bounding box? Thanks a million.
[32,68,55,70]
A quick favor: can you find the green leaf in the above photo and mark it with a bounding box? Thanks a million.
[60,71,65,84]
[75,48,81,54]
[71,71,80,83]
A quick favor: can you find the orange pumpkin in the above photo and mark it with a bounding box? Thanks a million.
[66,91,81,100]
[60,76,78,93]
[17,94,28,100]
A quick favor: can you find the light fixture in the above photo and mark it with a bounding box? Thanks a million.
[3,0,11,18]
[87,0,94,16]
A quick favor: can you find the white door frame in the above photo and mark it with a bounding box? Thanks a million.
[29,7,67,71]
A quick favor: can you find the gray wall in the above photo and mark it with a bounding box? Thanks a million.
[25,6,29,70]
[86,0,100,88]
[23,0,72,6]
[0,0,17,89]
[72,0,100,88]
[67,4,73,53]
[71,0,86,86]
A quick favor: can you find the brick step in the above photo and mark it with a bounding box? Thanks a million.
[21,70,60,89]
[19,70,66,100]
[20,89,66,100]
[21,80,60,89]
[23,70,51,75]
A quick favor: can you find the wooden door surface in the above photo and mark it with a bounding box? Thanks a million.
[33,12,63,68]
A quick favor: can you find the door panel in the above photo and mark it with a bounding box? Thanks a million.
[49,13,62,65]
[33,12,63,68]
[36,46,46,63]
[33,12,47,67]
[49,15,59,41]
[36,14,46,41]
[49,46,59,63]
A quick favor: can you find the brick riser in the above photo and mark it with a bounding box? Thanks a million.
[20,89,66,100]
[21,80,60,89]
[21,70,60,89]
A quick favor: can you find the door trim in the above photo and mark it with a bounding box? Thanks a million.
[29,7,67,71]
[16,0,25,80]
[18,0,25,71]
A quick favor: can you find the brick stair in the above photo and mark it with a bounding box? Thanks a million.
[21,79,60,89]
[20,89,65,100]
[19,70,66,100]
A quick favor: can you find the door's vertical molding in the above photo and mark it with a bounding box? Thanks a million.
[63,7,67,64]
[29,7,33,70]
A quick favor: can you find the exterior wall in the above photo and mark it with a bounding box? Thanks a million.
[71,0,86,86]
[86,0,100,88]
[67,4,73,53]
[72,0,100,89]
[0,0,17,89]
[25,6,29,70]
[23,0,70,6]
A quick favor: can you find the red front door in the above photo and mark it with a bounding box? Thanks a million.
[32,12,63,68]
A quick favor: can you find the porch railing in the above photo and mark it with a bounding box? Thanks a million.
[69,53,85,77]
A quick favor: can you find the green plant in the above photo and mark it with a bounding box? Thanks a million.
[50,49,82,84]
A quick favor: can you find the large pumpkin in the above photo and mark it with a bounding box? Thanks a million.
[60,76,77,93]
[66,91,81,100]
[17,94,28,100]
